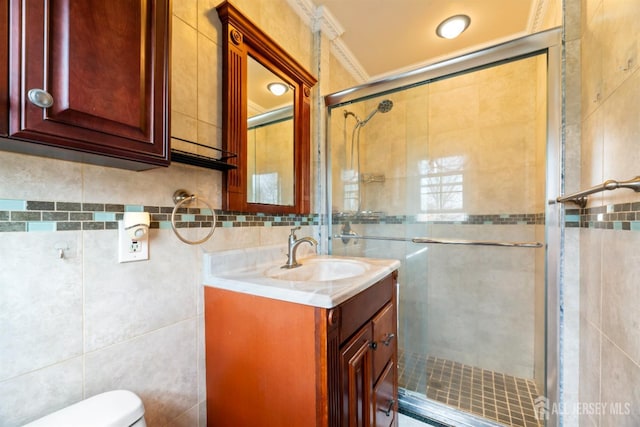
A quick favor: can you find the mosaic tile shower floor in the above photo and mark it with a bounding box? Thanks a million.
[399,350,542,427]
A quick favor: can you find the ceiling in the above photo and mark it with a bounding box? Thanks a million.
[308,0,555,81]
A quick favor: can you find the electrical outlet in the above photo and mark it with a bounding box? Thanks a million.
[118,220,149,263]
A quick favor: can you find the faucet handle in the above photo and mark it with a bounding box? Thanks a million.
[289,226,301,236]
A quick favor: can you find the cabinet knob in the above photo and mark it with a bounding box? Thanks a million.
[369,341,378,350]
[27,89,54,108]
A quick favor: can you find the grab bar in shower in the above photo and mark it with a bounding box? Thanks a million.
[555,176,640,208]
[333,234,543,248]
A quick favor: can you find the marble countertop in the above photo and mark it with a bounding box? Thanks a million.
[203,245,400,308]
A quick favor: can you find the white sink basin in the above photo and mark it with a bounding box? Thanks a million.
[266,258,369,282]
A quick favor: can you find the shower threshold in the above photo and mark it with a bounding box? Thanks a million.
[398,350,543,427]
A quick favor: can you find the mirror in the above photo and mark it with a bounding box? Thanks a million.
[216,1,317,214]
[247,57,294,206]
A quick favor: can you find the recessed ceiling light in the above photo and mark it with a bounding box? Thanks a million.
[267,82,288,96]
[436,15,471,39]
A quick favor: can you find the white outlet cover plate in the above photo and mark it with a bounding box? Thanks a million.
[118,220,149,263]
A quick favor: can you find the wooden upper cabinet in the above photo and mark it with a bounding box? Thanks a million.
[2,0,170,170]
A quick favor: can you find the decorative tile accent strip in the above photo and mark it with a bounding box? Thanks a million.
[567,201,640,230]
[0,199,319,232]
[333,212,546,226]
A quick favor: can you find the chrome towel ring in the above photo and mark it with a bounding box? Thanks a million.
[171,189,216,245]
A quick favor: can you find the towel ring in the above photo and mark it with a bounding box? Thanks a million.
[171,189,216,245]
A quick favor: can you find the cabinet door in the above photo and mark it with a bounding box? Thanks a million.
[371,302,396,380]
[6,0,170,169]
[373,361,397,427]
[341,325,373,427]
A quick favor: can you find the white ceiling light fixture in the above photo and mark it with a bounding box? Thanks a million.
[267,82,289,96]
[436,14,471,39]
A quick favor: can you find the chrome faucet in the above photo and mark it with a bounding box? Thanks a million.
[282,226,317,269]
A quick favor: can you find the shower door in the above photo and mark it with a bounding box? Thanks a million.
[327,45,555,427]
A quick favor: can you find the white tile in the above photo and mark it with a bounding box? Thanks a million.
[83,229,196,352]
[84,319,198,426]
[0,357,83,426]
[0,232,83,380]
[601,231,640,365]
[0,152,82,201]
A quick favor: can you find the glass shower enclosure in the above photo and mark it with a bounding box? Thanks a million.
[325,30,561,427]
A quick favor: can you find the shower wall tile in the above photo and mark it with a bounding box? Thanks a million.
[600,0,640,100]
[83,229,196,352]
[581,105,604,192]
[580,228,602,326]
[345,55,546,218]
[425,224,536,378]
[0,231,83,381]
[602,70,640,206]
[600,230,640,365]
[581,0,603,120]
[0,357,83,426]
[579,318,602,427]
[84,319,198,427]
[600,335,640,427]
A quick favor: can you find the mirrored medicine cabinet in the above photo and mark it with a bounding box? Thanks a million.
[216,1,317,214]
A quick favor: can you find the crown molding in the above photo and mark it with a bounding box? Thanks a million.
[330,38,369,83]
[285,0,315,27]
[314,5,344,39]
[286,0,369,83]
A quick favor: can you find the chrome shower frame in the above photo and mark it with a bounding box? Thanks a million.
[324,28,563,427]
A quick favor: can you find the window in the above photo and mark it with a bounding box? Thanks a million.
[418,156,466,221]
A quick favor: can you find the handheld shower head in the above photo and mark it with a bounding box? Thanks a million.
[377,99,393,113]
[361,99,394,125]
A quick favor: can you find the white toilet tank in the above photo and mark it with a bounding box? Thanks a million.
[23,390,146,427]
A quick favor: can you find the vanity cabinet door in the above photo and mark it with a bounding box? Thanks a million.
[4,0,170,170]
[341,324,373,427]
[373,361,397,427]
[371,302,396,380]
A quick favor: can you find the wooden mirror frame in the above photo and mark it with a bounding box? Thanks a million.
[216,2,317,214]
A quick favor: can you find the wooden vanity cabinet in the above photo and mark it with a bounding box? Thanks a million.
[204,270,399,427]
[0,0,170,170]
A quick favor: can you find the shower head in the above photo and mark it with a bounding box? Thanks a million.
[377,99,394,113]
[361,99,394,126]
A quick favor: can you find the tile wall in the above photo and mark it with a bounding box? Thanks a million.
[575,0,640,426]
[331,55,548,383]
[0,0,347,425]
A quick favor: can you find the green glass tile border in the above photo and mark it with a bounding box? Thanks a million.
[0,198,319,232]
[333,201,640,231]
[566,201,640,229]
[333,212,546,226]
